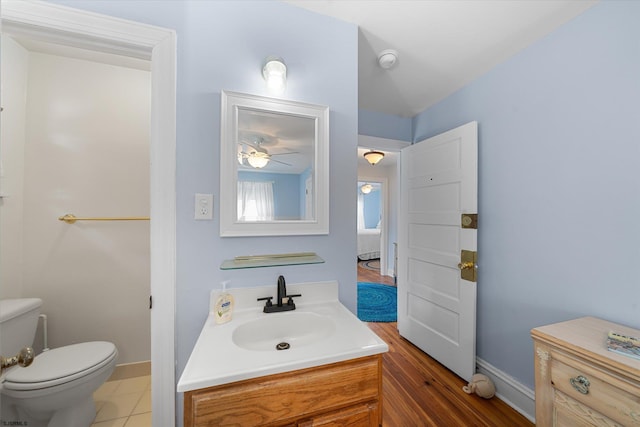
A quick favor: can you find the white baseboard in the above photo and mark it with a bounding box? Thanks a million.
[476,357,536,424]
[108,360,151,381]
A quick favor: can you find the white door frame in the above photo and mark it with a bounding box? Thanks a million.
[1,2,177,425]
[358,135,410,277]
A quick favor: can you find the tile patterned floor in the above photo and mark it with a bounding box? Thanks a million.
[91,375,151,427]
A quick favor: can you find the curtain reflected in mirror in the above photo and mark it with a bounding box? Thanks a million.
[237,181,274,221]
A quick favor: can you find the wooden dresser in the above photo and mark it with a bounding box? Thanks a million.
[531,317,640,427]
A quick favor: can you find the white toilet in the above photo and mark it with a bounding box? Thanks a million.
[0,298,118,427]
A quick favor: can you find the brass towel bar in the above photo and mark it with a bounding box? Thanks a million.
[58,213,149,224]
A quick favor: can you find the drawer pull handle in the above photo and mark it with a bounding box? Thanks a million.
[570,375,590,394]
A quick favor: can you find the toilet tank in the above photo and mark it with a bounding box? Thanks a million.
[0,298,43,356]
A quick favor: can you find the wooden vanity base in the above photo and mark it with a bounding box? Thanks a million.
[184,354,382,427]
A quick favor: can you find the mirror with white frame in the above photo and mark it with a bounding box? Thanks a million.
[220,91,329,236]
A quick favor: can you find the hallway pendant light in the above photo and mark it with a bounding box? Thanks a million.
[364,150,385,165]
[361,183,373,194]
[262,56,287,94]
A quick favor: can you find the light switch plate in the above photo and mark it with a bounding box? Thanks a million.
[195,193,213,220]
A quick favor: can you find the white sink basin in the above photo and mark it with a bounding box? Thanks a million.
[232,312,335,351]
[177,281,388,392]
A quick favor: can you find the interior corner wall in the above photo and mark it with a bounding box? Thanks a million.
[0,37,29,299]
[359,109,413,142]
[412,0,640,390]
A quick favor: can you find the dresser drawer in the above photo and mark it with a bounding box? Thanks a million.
[554,390,623,427]
[550,354,640,426]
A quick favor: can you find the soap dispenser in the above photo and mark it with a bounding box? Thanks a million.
[214,281,234,324]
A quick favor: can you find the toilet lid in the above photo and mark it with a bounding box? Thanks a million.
[4,341,116,389]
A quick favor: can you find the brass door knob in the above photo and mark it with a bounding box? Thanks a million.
[458,262,475,270]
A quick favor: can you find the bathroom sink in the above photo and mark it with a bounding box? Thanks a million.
[177,281,388,392]
[232,311,336,351]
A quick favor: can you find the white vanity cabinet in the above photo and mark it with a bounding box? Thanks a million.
[531,317,640,427]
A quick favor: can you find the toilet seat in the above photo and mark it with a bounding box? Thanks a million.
[3,341,117,391]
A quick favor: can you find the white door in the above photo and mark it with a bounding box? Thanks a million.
[398,121,478,381]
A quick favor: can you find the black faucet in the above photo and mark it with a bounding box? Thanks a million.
[276,275,287,307]
[257,275,301,313]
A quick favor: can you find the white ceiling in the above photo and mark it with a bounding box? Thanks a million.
[10,1,599,170]
[284,0,597,118]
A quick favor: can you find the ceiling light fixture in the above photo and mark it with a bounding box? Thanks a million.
[262,56,287,94]
[364,150,385,165]
[247,150,270,168]
[377,49,398,69]
[361,183,373,194]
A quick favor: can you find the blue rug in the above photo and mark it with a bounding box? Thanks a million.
[357,282,397,322]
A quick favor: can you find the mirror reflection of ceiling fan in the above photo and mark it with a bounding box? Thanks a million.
[237,133,298,169]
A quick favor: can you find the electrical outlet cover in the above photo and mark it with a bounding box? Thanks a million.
[195,193,213,220]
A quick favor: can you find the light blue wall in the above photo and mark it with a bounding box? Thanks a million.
[48,0,358,421]
[363,190,381,229]
[413,0,640,389]
[238,171,301,220]
[359,109,412,141]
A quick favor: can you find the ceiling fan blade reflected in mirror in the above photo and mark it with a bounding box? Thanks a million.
[269,158,293,166]
[236,122,313,171]
[238,131,278,148]
[269,151,299,156]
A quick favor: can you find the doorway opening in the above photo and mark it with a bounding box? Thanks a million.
[1,3,177,425]
[1,35,152,424]
[356,180,389,281]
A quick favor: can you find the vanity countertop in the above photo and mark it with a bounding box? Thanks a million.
[177,281,388,392]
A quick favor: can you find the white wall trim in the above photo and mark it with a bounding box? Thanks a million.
[1,0,167,58]
[1,2,177,425]
[358,134,407,280]
[358,134,411,151]
[476,357,536,424]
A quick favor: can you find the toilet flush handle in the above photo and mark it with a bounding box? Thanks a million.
[1,347,35,373]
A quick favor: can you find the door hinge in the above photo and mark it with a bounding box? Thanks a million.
[461,213,478,229]
[149,295,153,309]
[457,250,477,282]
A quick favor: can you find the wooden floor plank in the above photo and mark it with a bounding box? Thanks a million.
[359,262,533,427]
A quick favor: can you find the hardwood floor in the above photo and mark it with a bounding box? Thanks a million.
[357,260,395,286]
[358,261,533,427]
